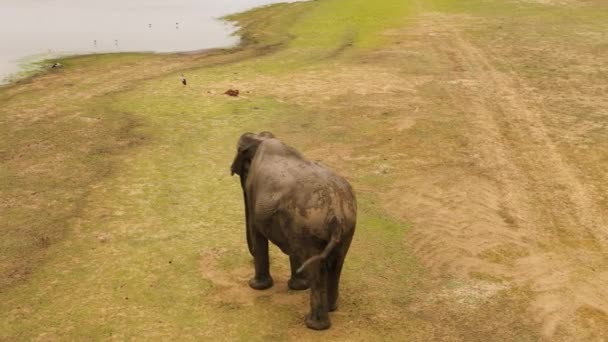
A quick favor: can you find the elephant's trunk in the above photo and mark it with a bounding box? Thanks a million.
[239,174,255,256]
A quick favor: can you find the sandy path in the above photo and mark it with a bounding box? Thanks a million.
[386,13,608,338]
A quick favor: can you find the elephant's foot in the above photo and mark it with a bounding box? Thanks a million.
[248,275,273,290]
[288,277,309,291]
[305,313,331,330]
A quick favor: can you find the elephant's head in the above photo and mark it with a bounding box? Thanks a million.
[230,131,276,178]
[231,131,275,257]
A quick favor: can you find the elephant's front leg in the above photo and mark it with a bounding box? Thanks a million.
[305,262,331,330]
[288,255,309,290]
[248,231,273,290]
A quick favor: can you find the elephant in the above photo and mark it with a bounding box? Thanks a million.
[230,131,357,330]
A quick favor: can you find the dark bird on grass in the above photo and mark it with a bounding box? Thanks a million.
[180,74,187,86]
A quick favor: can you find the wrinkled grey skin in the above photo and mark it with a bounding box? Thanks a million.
[230,132,357,330]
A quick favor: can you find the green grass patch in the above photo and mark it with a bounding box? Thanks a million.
[290,0,413,49]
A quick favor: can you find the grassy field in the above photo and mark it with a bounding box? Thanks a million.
[1,0,607,340]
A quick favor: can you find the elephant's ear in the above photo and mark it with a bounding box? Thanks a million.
[230,144,253,176]
[231,132,269,176]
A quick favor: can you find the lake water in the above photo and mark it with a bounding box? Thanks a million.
[0,0,299,83]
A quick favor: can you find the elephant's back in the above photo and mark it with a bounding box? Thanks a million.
[286,166,356,232]
[253,143,356,228]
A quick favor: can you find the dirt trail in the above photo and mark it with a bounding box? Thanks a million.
[386,13,608,338]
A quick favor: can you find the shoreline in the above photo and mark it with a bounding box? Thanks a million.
[0,1,299,88]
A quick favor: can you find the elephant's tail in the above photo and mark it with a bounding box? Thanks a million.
[296,215,341,274]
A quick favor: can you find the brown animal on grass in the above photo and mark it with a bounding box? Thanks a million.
[224,89,239,97]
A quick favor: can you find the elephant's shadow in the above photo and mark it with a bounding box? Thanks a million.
[199,247,308,310]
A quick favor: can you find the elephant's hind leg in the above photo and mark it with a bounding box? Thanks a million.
[327,252,345,312]
[248,231,273,290]
[328,236,352,311]
[305,262,331,330]
[288,255,309,290]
